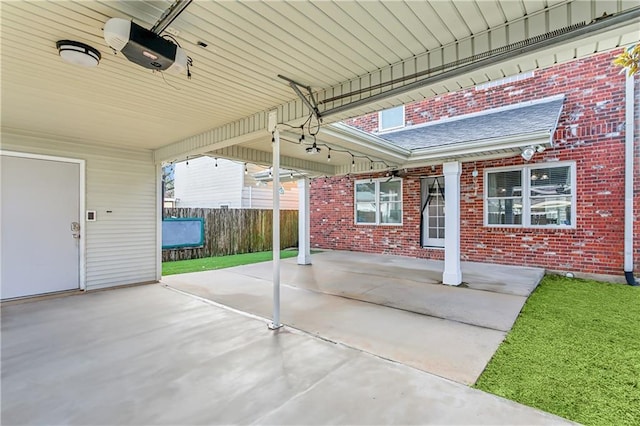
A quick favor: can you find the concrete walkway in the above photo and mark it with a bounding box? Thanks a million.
[1,284,571,425]
[163,250,544,384]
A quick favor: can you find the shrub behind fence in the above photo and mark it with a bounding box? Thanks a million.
[162,208,298,262]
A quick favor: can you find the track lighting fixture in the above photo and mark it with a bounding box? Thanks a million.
[327,148,331,162]
[244,163,248,175]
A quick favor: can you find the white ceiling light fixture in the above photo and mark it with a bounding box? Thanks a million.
[56,40,101,67]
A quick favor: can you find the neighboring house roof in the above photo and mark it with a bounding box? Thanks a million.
[378,95,565,150]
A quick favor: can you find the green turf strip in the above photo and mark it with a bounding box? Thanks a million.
[162,250,299,276]
[474,274,640,426]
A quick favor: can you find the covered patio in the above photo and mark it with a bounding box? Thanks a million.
[2,276,570,426]
[1,2,638,422]
[162,250,544,385]
[2,0,638,299]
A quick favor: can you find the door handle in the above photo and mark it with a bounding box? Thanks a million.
[71,222,81,239]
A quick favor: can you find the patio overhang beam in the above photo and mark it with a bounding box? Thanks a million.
[406,131,553,165]
[327,130,555,174]
[252,169,310,183]
[278,127,405,170]
[206,145,335,176]
[320,123,410,159]
[153,113,269,164]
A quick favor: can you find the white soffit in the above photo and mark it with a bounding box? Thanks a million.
[0,1,638,161]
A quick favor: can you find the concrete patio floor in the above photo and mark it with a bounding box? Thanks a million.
[1,283,571,425]
[163,250,544,385]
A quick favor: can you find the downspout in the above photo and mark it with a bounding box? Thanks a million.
[624,72,638,286]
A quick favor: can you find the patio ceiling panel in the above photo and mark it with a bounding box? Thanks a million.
[154,2,639,165]
[1,1,638,164]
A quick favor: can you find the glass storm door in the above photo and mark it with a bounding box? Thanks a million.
[421,177,445,247]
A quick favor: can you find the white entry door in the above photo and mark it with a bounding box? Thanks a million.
[1,154,81,299]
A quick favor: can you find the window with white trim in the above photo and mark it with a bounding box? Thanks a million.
[378,106,405,132]
[485,162,575,227]
[355,178,402,225]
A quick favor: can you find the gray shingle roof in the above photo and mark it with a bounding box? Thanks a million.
[379,97,564,150]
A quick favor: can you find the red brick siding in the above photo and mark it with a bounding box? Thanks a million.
[312,50,639,277]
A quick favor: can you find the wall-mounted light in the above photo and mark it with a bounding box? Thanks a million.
[56,40,101,67]
[521,146,536,161]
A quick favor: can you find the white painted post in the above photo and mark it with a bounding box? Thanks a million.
[297,177,312,265]
[269,127,282,329]
[443,161,462,286]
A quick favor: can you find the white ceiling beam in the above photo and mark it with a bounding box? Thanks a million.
[153,112,267,163]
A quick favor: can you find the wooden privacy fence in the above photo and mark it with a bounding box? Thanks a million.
[162,208,298,262]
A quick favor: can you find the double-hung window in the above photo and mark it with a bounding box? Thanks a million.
[485,162,575,227]
[355,178,402,225]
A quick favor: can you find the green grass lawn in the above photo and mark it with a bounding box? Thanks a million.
[162,250,300,276]
[475,274,640,426]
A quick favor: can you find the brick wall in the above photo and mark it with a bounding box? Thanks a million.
[311,50,639,277]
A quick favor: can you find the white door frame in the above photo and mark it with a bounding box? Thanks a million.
[1,150,86,291]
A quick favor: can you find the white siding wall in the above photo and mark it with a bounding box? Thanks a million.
[241,182,299,210]
[1,132,158,290]
[241,163,299,210]
[174,157,242,208]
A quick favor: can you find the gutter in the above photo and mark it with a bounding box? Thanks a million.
[408,131,552,163]
[624,72,639,286]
